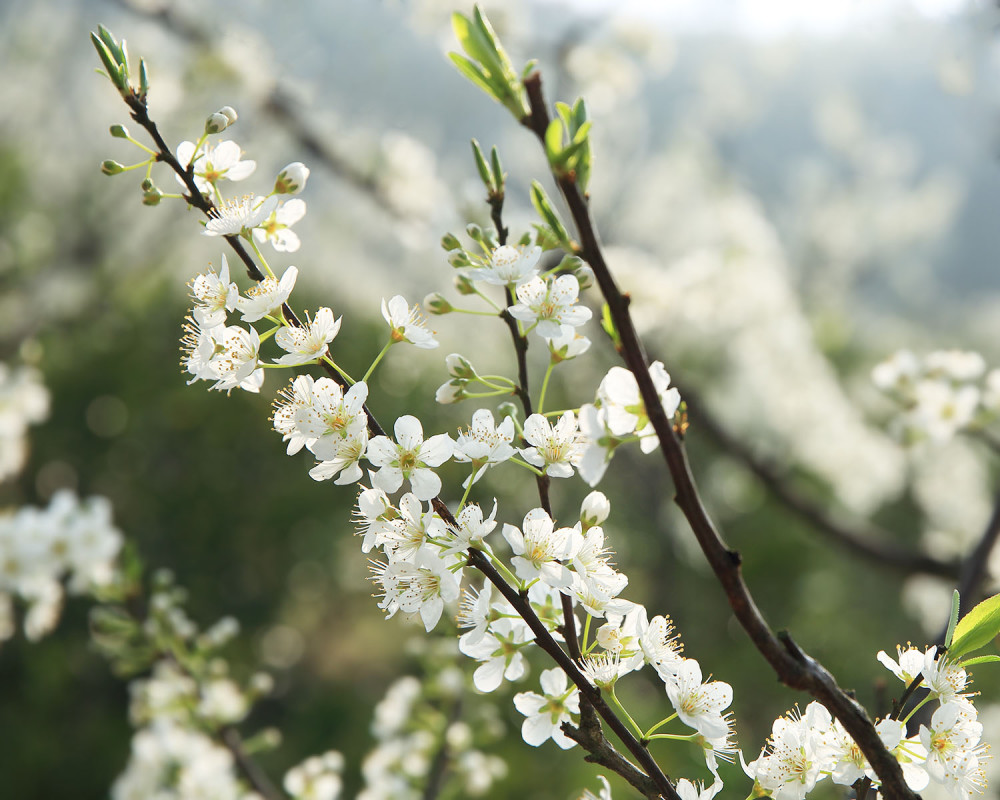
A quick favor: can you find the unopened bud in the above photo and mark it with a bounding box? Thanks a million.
[454,273,476,295]
[140,178,154,191]
[496,401,518,424]
[435,380,465,405]
[448,250,472,268]
[445,353,476,380]
[580,490,610,528]
[109,124,129,139]
[101,159,124,175]
[465,223,483,240]
[424,293,453,315]
[441,232,462,251]
[274,161,310,194]
[574,264,595,291]
[142,186,163,206]
[205,106,238,134]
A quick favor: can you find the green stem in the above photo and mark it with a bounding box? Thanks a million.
[538,361,555,414]
[509,456,544,477]
[607,686,644,741]
[362,339,395,383]
[644,714,680,739]
[248,237,276,280]
[319,355,355,384]
[456,468,481,512]
[581,614,592,652]
[479,547,521,590]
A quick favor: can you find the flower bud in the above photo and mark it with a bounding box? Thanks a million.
[204,106,238,134]
[574,264,595,291]
[424,292,453,315]
[454,273,476,295]
[142,186,163,206]
[496,401,518,425]
[466,223,483,240]
[441,232,462,251]
[445,353,476,380]
[435,380,465,405]
[109,124,129,139]
[448,250,472,268]
[101,159,124,175]
[274,161,310,194]
[580,490,610,528]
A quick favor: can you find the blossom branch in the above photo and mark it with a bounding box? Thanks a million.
[457,537,680,800]
[520,70,920,800]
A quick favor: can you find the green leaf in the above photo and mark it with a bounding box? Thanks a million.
[530,181,571,247]
[960,655,1000,668]
[601,303,622,349]
[471,139,492,189]
[544,118,564,164]
[490,146,504,193]
[91,34,123,89]
[473,5,518,83]
[452,12,500,74]
[949,592,1000,660]
[448,53,497,100]
[139,58,149,98]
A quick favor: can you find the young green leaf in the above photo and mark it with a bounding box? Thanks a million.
[471,139,493,190]
[949,591,1000,660]
[944,589,961,648]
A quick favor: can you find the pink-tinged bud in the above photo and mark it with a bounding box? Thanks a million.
[580,490,610,528]
[274,161,310,194]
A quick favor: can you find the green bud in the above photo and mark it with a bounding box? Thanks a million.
[101,159,124,175]
[455,273,476,295]
[142,185,163,206]
[140,178,154,191]
[574,264,595,291]
[466,223,483,241]
[496,401,519,425]
[110,124,129,139]
[448,250,472,268]
[445,353,477,380]
[424,293,453,315]
[441,232,462,251]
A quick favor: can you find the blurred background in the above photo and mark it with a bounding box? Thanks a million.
[2,0,1000,797]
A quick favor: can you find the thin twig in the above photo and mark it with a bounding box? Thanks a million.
[520,70,920,800]
[678,381,959,579]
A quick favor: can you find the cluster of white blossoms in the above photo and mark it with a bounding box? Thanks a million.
[872,349,1000,445]
[358,673,506,800]
[0,490,122,644]
[744,645,989,799]
[112,719,262,800]
[0,362,49,483]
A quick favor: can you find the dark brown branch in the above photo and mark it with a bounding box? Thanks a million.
[520,70,920,800]
[677,381,958,579]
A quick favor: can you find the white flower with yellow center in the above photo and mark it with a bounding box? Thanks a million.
[664,658,733,739]
[253,198,306,253]
[204,195,277,237]
[502,508,581,589]
[521,411,584,478]
[508,274,591,341]
[512,668,580,749]
[468,244,541,286]
[273,307,342,366]
[237,266,298,323]
[190,254,239,329]
[176,139,256,193]
[382,295,438,349]
[366,415,454,500]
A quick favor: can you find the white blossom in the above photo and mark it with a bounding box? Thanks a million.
[512,668,580,749]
